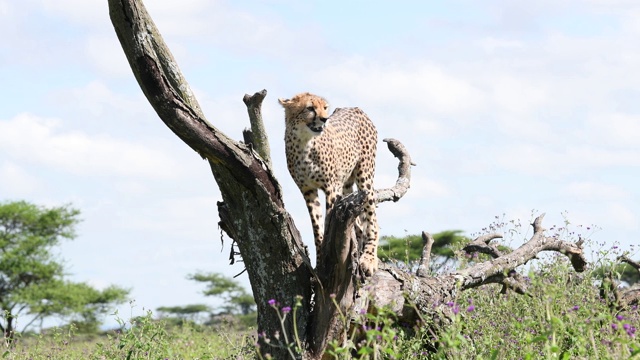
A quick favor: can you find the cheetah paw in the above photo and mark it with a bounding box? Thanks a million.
[359,254,379,277]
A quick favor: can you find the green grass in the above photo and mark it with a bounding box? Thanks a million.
[3,312,254,360]
[2,250,639,359]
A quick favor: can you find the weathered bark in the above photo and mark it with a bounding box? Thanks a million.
[109,2,311,358]
[416,231,435,278]
[109,1,589,358]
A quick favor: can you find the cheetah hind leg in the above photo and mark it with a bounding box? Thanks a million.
[302,188,324,262]
[358,192,379,277]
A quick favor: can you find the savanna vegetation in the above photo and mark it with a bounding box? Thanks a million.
[1,222,638,359]
[0,202,638,358]
[2,0,639,359]
[0,201,129,340]
[103,0,640,358]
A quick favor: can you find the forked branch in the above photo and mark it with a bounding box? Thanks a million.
[457,214,587,292]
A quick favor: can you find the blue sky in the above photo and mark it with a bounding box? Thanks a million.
[1,0,639,328]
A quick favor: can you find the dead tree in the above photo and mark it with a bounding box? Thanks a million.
[108,1,589,358]
[600,255,640,310]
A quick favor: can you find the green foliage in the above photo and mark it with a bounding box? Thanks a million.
[378,230,469,271]
[0,200,129,338]
[188,272,256,316]
[25,282,129,334]
[157,304,211,317]
[2,309,254,359]
[156,304,211,325]
[378,230,514,274]
[252,225,639,359]
[1,253,639,359]
[593,262,640,285]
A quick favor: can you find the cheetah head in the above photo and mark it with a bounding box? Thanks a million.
[278,93,330,134]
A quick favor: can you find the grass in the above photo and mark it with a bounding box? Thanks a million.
[2,226,639,359]
[2,311,254,360]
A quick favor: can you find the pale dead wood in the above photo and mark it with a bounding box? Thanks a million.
[416,231,434,278]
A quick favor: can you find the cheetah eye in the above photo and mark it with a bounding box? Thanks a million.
[306,106,315,112]
[323,106,328,110]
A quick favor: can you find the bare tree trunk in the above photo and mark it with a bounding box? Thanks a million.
[108,1,590,358]
[109,3,311,358]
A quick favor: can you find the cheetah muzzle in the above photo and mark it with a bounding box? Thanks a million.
[279,92,380,277]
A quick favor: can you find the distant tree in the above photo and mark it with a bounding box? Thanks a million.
[0,201,129,338]
[594,262,640,286]
[157,304,211,325]
[379,230,514,273]
[188,272,256,316]
[378,230,467,272]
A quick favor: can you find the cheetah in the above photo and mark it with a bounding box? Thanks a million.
[278,92,380,276]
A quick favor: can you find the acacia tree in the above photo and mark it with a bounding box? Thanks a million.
[156,304,211,325]
[107,1,639,358]
[0,201,129,338]
[188,272,256,316]
[378,231,468,272]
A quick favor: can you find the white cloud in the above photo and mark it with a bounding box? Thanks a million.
[145,0,213,37]
[316,58,485,116]
[489,142,640,177]
[565,181,628,200]
[477,37,525,53]
[0,0,10,17]
[489,75,550,115]
[605,203,638,230]
[141,0,298,58]
[584,113,640,148]
[0,113,182,178]
[0,161,41,196]
[118,195,219,237]
[400,174,450,199]
[40,0,108,29]
[114,181,150,196]
[49,81,148,121]
[85,35,132,77]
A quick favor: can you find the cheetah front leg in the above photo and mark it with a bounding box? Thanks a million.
[302,188,324,259]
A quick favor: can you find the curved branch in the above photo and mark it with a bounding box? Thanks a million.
[352,214,588,330]
[619,255,640,272]
[375,138,413,203]
[457,214,587,291]
[462,233,504,258]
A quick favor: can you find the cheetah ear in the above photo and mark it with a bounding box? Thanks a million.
[278,98,292,107]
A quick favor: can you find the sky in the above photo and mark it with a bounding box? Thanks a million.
[1,0,639,329]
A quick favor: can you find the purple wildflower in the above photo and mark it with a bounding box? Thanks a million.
[617,314,624,321]
[623,323,636,337]
[282,306,292,314]
[467,305,475,312]
[268,299,276,306]
[612,323,618,331]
